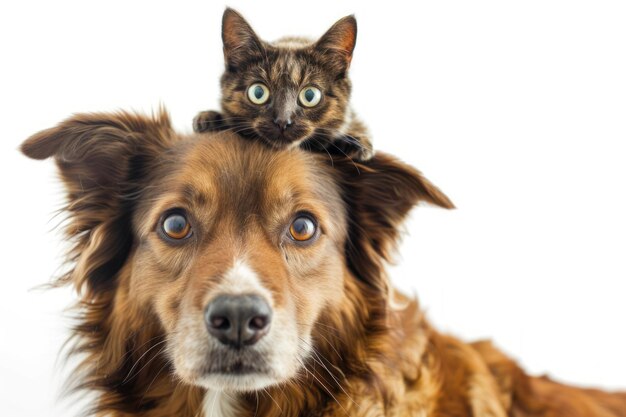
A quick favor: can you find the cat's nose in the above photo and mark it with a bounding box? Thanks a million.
[273,118,293,131]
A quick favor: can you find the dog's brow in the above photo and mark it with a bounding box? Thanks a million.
[275,192,294,209]
[183,184,209,206]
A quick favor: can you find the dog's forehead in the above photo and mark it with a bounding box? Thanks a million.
[173,134,339,208]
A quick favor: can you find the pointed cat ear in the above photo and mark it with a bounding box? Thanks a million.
[335,153,454,294]
[315,15,358,74]
[222,8,264,71]
[21,111,174,293]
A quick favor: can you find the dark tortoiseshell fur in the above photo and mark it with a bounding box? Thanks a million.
[193,8,373,161]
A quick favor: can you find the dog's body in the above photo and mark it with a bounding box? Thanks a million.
[22,111,626,416]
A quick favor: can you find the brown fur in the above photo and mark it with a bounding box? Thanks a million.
[22,110,626,416]
[193,8,374,161]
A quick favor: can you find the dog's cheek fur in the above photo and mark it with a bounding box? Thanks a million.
[131,250,189,334]
[284,237,346,330]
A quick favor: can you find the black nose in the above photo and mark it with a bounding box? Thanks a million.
[204,294,272,348]
[273,118,293,131]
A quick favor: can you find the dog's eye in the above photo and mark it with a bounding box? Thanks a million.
[289,215,317,242]
[161,212,192,240]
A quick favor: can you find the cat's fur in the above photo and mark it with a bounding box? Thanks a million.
[193,8,373,161]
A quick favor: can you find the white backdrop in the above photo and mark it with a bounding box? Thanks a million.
[1,1,625,416]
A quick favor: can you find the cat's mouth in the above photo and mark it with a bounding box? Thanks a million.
[254,122,311,149]
[257,130,308,149]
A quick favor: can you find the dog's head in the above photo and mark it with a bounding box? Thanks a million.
[22,110,452,404]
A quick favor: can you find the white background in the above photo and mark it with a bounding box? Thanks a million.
[1,1,625,415]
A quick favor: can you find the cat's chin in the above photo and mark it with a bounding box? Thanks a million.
[264,135,295,148]
[254,131,307,151]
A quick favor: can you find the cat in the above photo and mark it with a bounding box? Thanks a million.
[193,8,374,161]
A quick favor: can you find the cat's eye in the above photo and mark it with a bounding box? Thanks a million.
[160,211,192,241]
[289,214,318,242]
[247,83,270,105]
[298,86,322,108]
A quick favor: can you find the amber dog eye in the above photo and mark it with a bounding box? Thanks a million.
[161,212,192,240]
[289,215,317,242]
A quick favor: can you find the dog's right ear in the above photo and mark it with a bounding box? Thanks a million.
[21,110,174,293]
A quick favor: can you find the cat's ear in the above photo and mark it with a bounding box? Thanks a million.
[315,15,358,74]
[222,8,264,71]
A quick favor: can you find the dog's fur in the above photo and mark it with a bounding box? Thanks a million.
[22,110,626,416]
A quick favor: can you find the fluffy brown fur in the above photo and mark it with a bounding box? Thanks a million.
[193,8,373,161]
[22,110,626,416]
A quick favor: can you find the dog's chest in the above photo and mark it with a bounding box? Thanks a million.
[202,390,239,417]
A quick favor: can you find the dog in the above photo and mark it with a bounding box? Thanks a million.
[22,110,626,416]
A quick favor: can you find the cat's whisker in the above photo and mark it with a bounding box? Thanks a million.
[308,137,335,167]
[315,127,366,150]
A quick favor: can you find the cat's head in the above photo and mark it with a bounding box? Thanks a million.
[218,8,357,149]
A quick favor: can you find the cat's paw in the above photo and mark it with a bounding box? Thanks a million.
[340,135,374,161]
[350,146,374,161]
[193,110,224,133]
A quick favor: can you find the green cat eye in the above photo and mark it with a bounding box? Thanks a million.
[247,83,270,105]
[299,86,322,108]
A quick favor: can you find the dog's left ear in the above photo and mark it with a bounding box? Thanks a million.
[336,153,454,294]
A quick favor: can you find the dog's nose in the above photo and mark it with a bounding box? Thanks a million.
[204,294,272,348]
[273,118,293,131]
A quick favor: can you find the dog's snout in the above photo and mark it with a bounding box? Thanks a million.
[204,294,272,348]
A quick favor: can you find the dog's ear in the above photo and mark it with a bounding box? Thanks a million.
[336,153,454,294]
[21,110,174,294]
[222,8,264,71]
